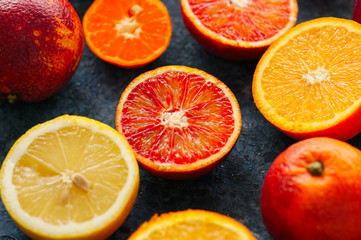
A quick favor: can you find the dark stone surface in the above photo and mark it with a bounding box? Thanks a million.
[0,0,356,239]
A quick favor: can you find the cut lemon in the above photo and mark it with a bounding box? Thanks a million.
[0,115,139,240]
[128,209,256,240]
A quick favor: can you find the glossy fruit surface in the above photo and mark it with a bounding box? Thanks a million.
[353,0,361,23]
[0,0,84,102]
[83,0,172,68]
[116,65,241,179]
[0,115,139,240]
[253,17,361,140]
[261,137,361,240]
[128,209,256,240]
[180,0,298,60]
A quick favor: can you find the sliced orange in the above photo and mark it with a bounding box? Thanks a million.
[0,115,139,240]
[128,209,256,240]
[180,0,298,60]
[253,17,361,141]
[83,0,172,68]
[116,65,241,179]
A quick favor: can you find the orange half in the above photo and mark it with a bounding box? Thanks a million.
[180,0,298,60]
[253,17,361,140]
[128,209,256,240]
[83,0,172,68]
[116,66,241,179]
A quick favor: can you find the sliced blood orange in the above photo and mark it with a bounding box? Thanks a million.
[115,66,241,179]
[253,17,361,140]
[83,0,172,68]
[180,0,298,60]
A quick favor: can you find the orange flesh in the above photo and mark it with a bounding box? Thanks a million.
[187,0,292,41]
[261,25,361,124]
[146,220,244,239]
[84,0,170,61]
[120,71,235,165]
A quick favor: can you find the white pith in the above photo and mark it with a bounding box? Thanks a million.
[302,67,330,84]
[229,0,249,8]
[115,18,142,39]
[161,110,189,128]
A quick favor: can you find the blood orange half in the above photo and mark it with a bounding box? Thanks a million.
[116,66,241,179]
[180,0,298,60]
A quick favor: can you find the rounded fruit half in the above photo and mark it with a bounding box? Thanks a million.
[0,115,139,240]
[83,0,172,68]
[253,17,361,140]
[180,0,298,60]
[129,209,256,240]
[116,65,241,179]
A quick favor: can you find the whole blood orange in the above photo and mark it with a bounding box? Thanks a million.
[180,0,298,60]
[253,17,361,141]
[116,66,241,179]
[261,137,361,240]
[0,0,84,102]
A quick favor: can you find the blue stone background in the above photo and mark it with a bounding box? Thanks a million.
[0,0,356,239]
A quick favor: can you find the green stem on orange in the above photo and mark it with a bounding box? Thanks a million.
[7,94,17,103]
[307,161,324,176]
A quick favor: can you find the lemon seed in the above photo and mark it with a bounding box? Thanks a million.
[71,173,91,192]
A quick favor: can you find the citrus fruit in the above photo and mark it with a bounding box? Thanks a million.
[354,0,361,23]
[261,137,361,240]
[83,0,172,69]
[253,17,361,141]
[0,0,84,102]
[115,65,241,179]
[180,0,298,60]
[0,115,139,240]
[128,209,256,240]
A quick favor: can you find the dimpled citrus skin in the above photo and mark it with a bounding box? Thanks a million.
[0,0,84,102]
[261,137,361,240]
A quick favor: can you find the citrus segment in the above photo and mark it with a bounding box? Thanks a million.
[83,0,172,68]
[0,115,139,240]
[128,209,256,240]
[180,0,298,60]
[116,66,241,179]
[253,17,361,140]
